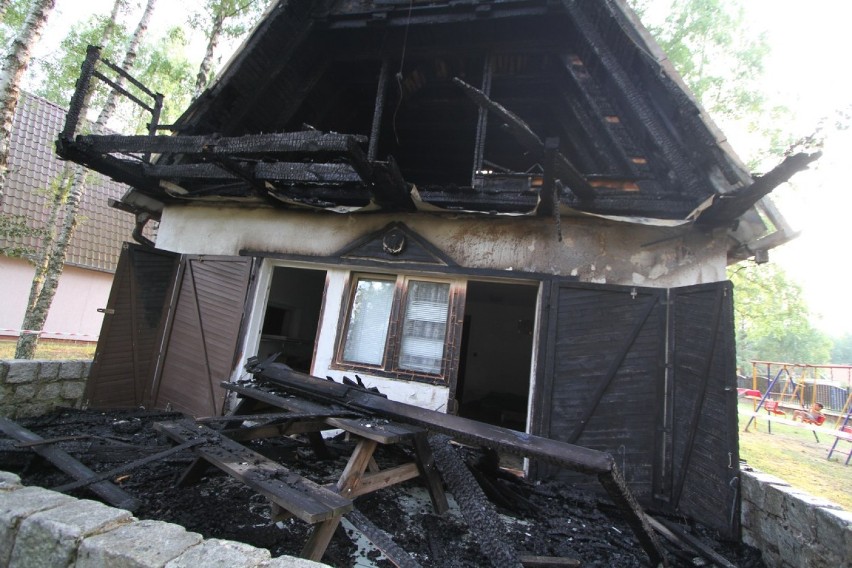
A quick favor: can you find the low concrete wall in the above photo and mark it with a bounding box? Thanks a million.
[0,360,90,420]
[0,471,327,568]
[740,469,852,568]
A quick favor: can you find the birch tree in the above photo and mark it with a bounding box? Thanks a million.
[15,0,158,358]
[191,0,266,97]
[0,0,54,205]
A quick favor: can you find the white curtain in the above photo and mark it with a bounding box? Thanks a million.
[342,278,395,365]
[399,281,450,374]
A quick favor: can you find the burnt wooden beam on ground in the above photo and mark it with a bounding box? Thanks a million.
[0,417,140,511]
[246,362,668,567]
[345,509,423,568]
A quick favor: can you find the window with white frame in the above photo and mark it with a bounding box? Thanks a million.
[338,274,455,380]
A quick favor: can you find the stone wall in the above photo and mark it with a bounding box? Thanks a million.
[0,471,326,568]
[0,360,90,419]
[740,469,852,568]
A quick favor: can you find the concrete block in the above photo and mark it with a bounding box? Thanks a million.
[814,507,852,564]
[6,363,38,384]
[0,361,8,381]
[6,360,41,384]
[740,470,790,511]
[76,519,203,568]
[37,362,60,380]
[16,403,52,419]
[59,361,86,380]
[36,381,62,402]
[13,384,36,401]
[763,483,809,519]
[61,381,86,401]
[0,473,22,492]
[165,538,271,568]
[9,498,132,568]
[0,486,75,566]
[261,557,330,568]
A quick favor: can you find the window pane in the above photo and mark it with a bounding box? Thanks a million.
[343,278,395,365]
[399,281,450,374]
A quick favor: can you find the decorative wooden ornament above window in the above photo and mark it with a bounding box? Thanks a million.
[335,222,457,266]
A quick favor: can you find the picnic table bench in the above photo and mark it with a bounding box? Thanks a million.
[153,419,353,560]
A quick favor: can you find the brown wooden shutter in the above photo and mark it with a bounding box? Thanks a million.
[85,243,180,408]
[150,255,255,417]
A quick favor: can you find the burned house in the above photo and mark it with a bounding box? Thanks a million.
[57,0,815,542]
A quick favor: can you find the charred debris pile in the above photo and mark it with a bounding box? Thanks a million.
[0,363,764,568]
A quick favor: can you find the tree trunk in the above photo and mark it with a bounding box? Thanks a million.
[96,0,158,133]
[0,0,55,206]
[194,11,224,98]
[15,0,156,359]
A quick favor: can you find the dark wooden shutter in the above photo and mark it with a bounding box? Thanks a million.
[666,281,738,539]
[538,282,666,502]
[150,256,254,417]
[85,243,179,408]
[535,280,738,538]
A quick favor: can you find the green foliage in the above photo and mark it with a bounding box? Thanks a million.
[830,334,852,365]
[33,14,131,109]
[0,0,32,48]
[627,0,793,166]
[188,0,266,40]
[729,262,832,369]
[0,212,46,258]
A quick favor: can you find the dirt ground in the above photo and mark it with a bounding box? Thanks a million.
[1,407,766,568]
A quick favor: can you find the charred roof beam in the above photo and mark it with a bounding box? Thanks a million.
[453,76,595,200]
[562,1,707,201]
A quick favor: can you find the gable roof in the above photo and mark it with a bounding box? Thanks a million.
[2,92,134,272]
[56,0,813,260]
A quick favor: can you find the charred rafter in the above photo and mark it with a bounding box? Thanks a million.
[453,77,596,201]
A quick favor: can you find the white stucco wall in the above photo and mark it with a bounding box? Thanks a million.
[0,257,111,342]
[160,204,730,415]
[155,205,729,288]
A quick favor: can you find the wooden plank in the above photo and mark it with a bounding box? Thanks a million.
[75,131,367,156]
[154,420,352,523]
[0,417,140,511]
[337,438,378,497]
[326,416,422,444]
[518,555,581,567]
[347,463,421,498]
[221,420,331,442]
[411,431,449,515]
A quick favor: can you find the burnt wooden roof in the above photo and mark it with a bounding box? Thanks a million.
[56,0,814,237]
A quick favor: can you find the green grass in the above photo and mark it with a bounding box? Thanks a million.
[738,402,852,510]
[0,338,96,360]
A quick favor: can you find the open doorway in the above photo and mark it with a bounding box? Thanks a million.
[257,267,327,373]
[455,281,538,431]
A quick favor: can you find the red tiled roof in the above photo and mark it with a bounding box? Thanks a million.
[1,91,133,272]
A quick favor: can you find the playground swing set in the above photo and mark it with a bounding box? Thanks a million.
[740,361,852,465]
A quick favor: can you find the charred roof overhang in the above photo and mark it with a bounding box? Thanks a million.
[56,0,812,258]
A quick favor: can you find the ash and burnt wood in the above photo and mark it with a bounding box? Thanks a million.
[0,417,140,511]
[245,362,668,567]
[154,419,353,524]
